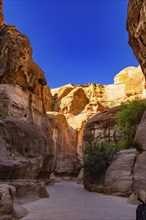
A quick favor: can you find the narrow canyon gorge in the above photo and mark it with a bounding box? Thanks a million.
[0,0,146,219]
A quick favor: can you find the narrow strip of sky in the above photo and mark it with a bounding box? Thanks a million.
[4,0,138,88]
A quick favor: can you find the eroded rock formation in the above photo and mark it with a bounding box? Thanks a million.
[52,66,145,115]
[83,106,121,148]
[1,0,146,206]
[0,0,54,182]
[104,149,137,197]
[133,111,146,193]
[127,0,146,81]
[51,66,145,175]
[82,105,146,202]
[0,184,16,220]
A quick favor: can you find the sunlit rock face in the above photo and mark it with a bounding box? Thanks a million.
[0,7,54,180]
[127,0,146,79]
[52,66,145,116]
[51,67,145,175]
[114,66,145,97]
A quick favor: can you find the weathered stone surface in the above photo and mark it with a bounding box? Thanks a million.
[0,116,54,180]
[83,106,121,148]
[0,0,4,26]
[127,0,146,81]
[13,203,28,219]
[133,110,146,150]
[47,112,80,175]
[52,67,145,116]
[76,168,83,184]
[133,151,146,192]
[114,66,144,97]
[10,180,49,201]
[60,87,89,115]
[0,184,16,220]
[104,149,137,197]
[0,24,46,89]
[50,66,145,176]
[0,18,54,180]
[83,171,104,193]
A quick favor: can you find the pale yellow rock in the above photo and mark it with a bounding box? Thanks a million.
[114,66,139,84]
[51,66,145,117]
[114,66,145,97]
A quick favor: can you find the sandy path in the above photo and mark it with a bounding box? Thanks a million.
[21,181,136,220]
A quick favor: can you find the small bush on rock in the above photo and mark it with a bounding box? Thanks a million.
[83,142,119,178]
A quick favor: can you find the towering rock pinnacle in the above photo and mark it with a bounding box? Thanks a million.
[0,0,4,25]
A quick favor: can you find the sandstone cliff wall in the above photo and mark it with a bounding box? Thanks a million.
[51,65,145,175]
[127,0,146,78]
[0,3,54,180]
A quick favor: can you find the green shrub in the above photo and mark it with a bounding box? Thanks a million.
[83,142,119,178]
[117,100,146,149]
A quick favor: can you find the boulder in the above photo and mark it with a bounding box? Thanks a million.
[104,149,137,197]
[133,110,146,150]
[133,151,146,192]
[0,184,16,220]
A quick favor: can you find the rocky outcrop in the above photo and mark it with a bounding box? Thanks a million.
[133,110,146,150]
[132,110,146,195]
[104,149,137,197]
[52,66,145,115]
[83,106,121,148]
[114,66,145,97]
[83,106,146,202]
[123,0,146,203]
[127,0,146,84]
[83,107,122,194]
[51,67,145,175]
[47,112,80,175]
[0,184,15,220]
[0,5,54,181]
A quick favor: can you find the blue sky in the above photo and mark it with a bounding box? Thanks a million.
[3,0,138,88]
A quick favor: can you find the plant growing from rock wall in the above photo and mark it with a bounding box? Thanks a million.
[116,100,146,149]
[83,142,119,179]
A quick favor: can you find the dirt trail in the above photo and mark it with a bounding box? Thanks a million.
[21,181,136,220]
